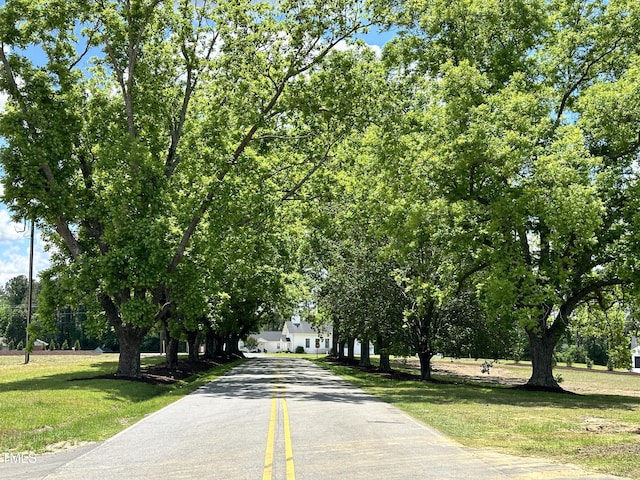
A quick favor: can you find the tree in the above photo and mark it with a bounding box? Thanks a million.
[388,0,640,389]
[566,294,632,370]
[2,276,29,306]
[0,276,41,346]
[242,336,259,352]
[319,233,409,371]
[0,0,384,377]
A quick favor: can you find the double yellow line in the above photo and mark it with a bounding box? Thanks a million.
[263,373,295,480]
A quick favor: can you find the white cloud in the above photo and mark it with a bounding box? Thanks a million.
[0,233,50,286]
[0,245,29,285]
[0,207,51,285]
[332,39,382,58]
[0,209,28,242]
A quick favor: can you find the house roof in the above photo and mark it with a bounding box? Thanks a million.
[254,331,284,342]
[283,320,332,336]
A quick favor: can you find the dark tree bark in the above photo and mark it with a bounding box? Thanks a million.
[203,332,214,359]
[347,337,355,361]
[377,336,391,373]
[160,319,179,369]
[379,351,391,373]
[525,322,564,391]
[113,322,148,378]
[165,336,179,370]
[338,340,346,359]
[102,295,149,378]
[524,299,585,391]
[224,333,242,356]
[186,330,200,362]
[203,328,224,359]
[417,350,433,381]
[331,320,340,357]
[359,336,371,367]
[526,331,560,389]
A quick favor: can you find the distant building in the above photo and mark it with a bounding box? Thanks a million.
[0,337,8,351]
[632,337,640,374]
[282,320,332,354]
[33,339,49,351]
[253,331,287,353]
[241,320,332,354]
[241,318,374,355]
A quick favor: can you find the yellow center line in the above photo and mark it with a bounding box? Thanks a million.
[282,397,295,480]
[262,396,277,480]
[263,366,295,480]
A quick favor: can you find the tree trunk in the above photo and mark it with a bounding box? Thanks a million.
[332,333,339,357]
[359,337,371,367]
[526,328,562,390]
[347,337,355,361]
[224,333,242,357]
[203,332,214,360]
[377,336,391,373]
[331,321,340,357]
[213,332,224,357]
[101,294,148,378]
[186,330,200,362]
[417,351,433,381]
[161,320,179,369]
[113,323,148,378]
[379,351,391,373]
[165,336,179,370]
[203,329,223,359]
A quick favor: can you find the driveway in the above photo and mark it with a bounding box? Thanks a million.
[0,356,627,479]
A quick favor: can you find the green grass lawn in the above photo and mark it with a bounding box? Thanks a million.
[313,356,640,479]
[0,354,242,454]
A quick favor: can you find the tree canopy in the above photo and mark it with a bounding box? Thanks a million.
[0,0,638,390]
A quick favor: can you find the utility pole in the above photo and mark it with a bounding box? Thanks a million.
[24,219,34,365]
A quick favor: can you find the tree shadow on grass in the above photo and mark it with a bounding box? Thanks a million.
[0,358,238,403]
[322,357,640,412]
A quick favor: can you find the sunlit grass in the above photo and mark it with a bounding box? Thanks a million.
[0,354,242,453]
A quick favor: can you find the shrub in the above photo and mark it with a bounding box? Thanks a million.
[295,346,305,354]
[61,340,69,350]
[16,341,23,350]
[73,339,81,351]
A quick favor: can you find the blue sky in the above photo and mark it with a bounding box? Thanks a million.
[0,13,392,288]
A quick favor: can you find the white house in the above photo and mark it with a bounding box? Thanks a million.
[253,331,287,353]
[241,319,375,356]
[632,337,640,374]
[0,337,8,350]
[282,320,332,354]
[241,320,333,354]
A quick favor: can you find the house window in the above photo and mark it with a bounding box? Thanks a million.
[635,357,640,369]
[305,338,310,348]
[325,339,330,348]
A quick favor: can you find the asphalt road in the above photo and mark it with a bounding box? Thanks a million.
[0,356,628,480]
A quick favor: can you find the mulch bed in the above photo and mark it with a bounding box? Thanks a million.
[70,355,242,386]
